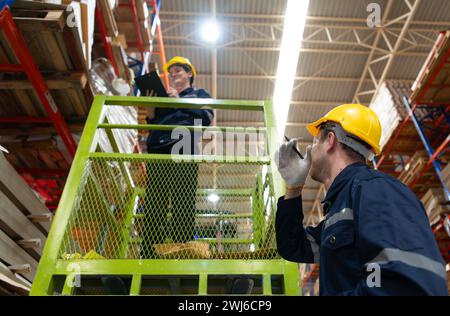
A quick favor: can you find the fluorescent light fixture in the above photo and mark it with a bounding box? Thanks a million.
[201,19,220,43]
[273,0,310,139]
[207,193,220,203]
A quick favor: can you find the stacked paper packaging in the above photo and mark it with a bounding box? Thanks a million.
[61,0,97,69]
[370,80,430,150]
[98,105,139,154]
[369,81,412,150]
[56,109,138,162]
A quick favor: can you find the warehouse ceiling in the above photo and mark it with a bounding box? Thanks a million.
[158,0,450,223]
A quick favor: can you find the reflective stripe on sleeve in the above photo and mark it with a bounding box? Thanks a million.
[324,208,354,230]
[365,248,447,281]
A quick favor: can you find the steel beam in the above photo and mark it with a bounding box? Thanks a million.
[95,7,119,76]
[352,0,421,104]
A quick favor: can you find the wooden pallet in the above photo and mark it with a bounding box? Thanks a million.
[421,188,450,225]
[116,21,151,51]
[0,1,138,212]
[115,0,152,52]
[441,162,450,184]
[0,152,53,283]
[0,121,81,205]
[0,133,73,207]
[0,1,94,119]
[115,0,149,21]
[0,1,95,208]
[0,261,31,295]
[398,150,429,185]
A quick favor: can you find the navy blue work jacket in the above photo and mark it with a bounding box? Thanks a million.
[146,87,213,151]
[276,162,448,295]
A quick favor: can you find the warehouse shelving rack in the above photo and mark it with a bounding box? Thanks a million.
[1,1,154,210]
[118,0,148,84]
[0,2,77,159]
[376,31,450,262]
[95,5,120,76]
[96,0,168,91]
[0,1,79,209]
[147,0,169,88]
[119,0,146,62]
[117,0,169,95]
[30,96,300,295]
[400,97,450,200]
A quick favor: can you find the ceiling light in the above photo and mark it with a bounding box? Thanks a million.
[273,0,310,139]
[201,19,220,43]
[207,193,220,203]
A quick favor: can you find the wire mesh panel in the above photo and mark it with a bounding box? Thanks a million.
[30,97,302,296]
[59,156,279,260]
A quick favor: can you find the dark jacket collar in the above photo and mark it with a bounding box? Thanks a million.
[179,87,194,97]
[321,162,368,214]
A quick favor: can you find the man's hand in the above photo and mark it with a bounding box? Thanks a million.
[274,139,312,187]
[167,87,179,98]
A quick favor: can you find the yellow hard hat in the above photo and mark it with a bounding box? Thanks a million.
[164,56,197,77]
[306,103,382,155]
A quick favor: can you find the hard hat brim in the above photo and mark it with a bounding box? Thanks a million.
[306,117,326,137]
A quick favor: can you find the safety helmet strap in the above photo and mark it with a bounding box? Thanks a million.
[324,123,374,160]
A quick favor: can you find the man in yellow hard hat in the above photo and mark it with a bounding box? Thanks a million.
[274,103,448,295]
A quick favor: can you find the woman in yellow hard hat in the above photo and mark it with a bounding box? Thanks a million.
[274,103,448,296]
[143,56,213,260]
[147,56,212,152]
[163,56,197,93]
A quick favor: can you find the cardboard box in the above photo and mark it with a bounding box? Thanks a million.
[63,0,96,68]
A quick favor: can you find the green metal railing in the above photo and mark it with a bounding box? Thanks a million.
[30,96,299,295]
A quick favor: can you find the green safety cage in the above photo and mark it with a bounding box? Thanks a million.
[30,96,300,295]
